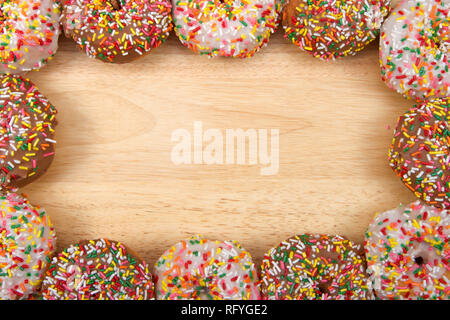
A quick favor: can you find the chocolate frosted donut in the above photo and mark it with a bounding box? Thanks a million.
[365,201,449,299]
[0,193,56,300]
[59,0,173,63]
[282,0,391,61]
[0,75,58,191]
[42,239,154,300]
[260,234,374,300]
[388,98,449,208]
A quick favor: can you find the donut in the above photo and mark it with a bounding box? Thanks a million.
[154,235,260,299]
[171,0,281,58]
[388,98,449,209]
[260,234,374,300]
[0,0,61,74]
[365,201,449,299]
[0,192,56,300]
[380,0,449,100]
[0,75,58,191]
[59,0,173,63]
[281,0,391,61]
[41,238,154,300]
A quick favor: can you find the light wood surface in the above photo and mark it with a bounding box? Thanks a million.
[22,29,418,266]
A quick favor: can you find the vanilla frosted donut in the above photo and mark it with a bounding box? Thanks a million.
[171,0,281,58]
[0,0,61,74]
[365,201,449,299]
[154,235,260,299]
[0,193,56,300]
[380,0,449,100]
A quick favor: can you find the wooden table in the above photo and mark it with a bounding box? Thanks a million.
[24,29,418,265]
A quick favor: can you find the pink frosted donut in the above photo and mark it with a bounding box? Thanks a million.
[365,201,449,299]
[171,0,281,58]
[0,0,61,74]
[0,193,56,300]
[380,0,449,100]
[154,235,260,300]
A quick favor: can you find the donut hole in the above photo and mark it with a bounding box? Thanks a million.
[411,242,433,268]
[108,0,122,10]
[414,256,425,266]
[317,281,331,295]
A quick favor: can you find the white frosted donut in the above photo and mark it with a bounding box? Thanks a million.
[365,201,449,299]
[171,0,281,58]
[154,235,260,299]
[0,193,56,300]
[380,0,449,100]
[0,0,61,74]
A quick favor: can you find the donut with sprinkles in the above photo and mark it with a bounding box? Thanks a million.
[0,75,57,191]
[260,234,374,300]
[59,0,173,63]
[0,0,61,74]
[0,192,56,300]
[171,0,282,58]
[380,0,449,100]
[41,238,154,300]
[281,0,391,61]
[365,201,449,299]
[388,98,449,209]
[154,235,260,299]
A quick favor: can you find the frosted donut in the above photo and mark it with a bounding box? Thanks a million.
[365,201,449,299]
[260,234,374,300]
[171,0,281,58]
[0,193,56,300]
[388,98,449,209]
[154,235,260,299]
[0,75,58,191]
[281,0,391,61]
[41,239,154,300]
[380,0,449,100]
[0,0,61,74]
[59,0,173,63]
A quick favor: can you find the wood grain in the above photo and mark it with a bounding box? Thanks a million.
[22,29,418,266]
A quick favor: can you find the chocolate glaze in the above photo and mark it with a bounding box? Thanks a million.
[60,0,172,64]
[281,0,390,60]
[388,99,450,208]
[260,234,373,300]
[0,75,57,191]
